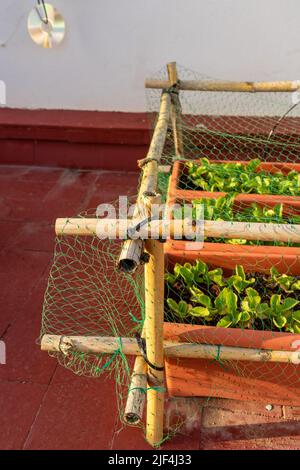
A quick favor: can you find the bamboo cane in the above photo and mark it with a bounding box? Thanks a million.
[124,325,147,425]
[145,79,300,93]
[144,239,165,447]
[124,355,147,424]
[41,335,300,364]
[55,218,300,244]
[117,91,171,273]
[167,62,184,157]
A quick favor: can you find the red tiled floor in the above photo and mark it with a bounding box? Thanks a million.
[200,402,300,450]
[0,164,299,450]
[23,373,117,450]
[84,171,139,209]
[0,380,47,450]
[0,248,50,328]
[0,296,56,384]
[110,398,202,451]
[0,220,20,251]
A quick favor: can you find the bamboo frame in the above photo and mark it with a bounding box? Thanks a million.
[45,63,300,448]
[124,327,147,425]
[117,91,171,273]
[145,78,300,92]
[167,62,184,157]
[55,218,300,244]
[122,67,173,440]
[41,335,300,364]
[124,355,147,424]
[144,239,165,446]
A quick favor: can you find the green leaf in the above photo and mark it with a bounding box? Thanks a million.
[241,299,250,312]
[270,294,281,312]
[174,263,182,277]
[292,310,300,323]
[195,259,208,275]
[245,287,261,309]
[247,158,261,172]
[165,273,177,285]
[179,267,194,286]
[178,300,189,315]
[208,268,224,286]
[197,294,212,308]
[189,285,204,301]
[167,299,189,318]
[240,311,251,322]
[167,298,180,313]
[294,324,300,333]
[282,298,299,312]
[235,265,246,280]
[273,315,287,329]
[256,303,270,319]
[189,306,210,317]
[276,274,294,291]
[225,288,238,315]
[292,280,300,290]
[217,316,232,328]
[189,287,212,308]
[270,266,280,279]
[214,288,228,314]
[231,311,242,324]
[227,239,247,245]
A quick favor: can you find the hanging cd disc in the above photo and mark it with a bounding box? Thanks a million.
[27,3,65,48]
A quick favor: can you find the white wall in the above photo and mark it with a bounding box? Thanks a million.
[1,0,300,112]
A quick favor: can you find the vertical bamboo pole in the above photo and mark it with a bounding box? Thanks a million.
[145,239,165,447]
[118,91,171,272]
[167,62,184,158]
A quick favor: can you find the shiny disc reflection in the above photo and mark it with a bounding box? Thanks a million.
[28,3,65,48]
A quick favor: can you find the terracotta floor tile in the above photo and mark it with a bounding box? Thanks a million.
[200,405,300,450]
[23,374,117,450]
[0,249,50,326]
[0,220,20,252]
[0,295,57,385]
[0,380,47,450]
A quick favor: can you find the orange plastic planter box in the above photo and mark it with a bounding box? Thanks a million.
[163,251,300,405]
[169,159,300,208]
[166,159,300,274]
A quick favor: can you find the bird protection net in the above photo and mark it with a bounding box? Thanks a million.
[40,65,300,446]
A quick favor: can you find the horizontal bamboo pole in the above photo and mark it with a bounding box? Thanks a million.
[145,78,300,92]
[55,218,300,243]
[41,335,300,364]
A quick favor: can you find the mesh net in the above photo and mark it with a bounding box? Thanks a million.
[41,65,300,446]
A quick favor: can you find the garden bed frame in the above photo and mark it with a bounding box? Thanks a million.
[41,63,300,447]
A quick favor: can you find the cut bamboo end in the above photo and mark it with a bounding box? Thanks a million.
[145,78,300,92]
[118,239,144,273]
[167,62,178,87]
[41,335,300,364]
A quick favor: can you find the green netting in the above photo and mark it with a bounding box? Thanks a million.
[41,65,300,446]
